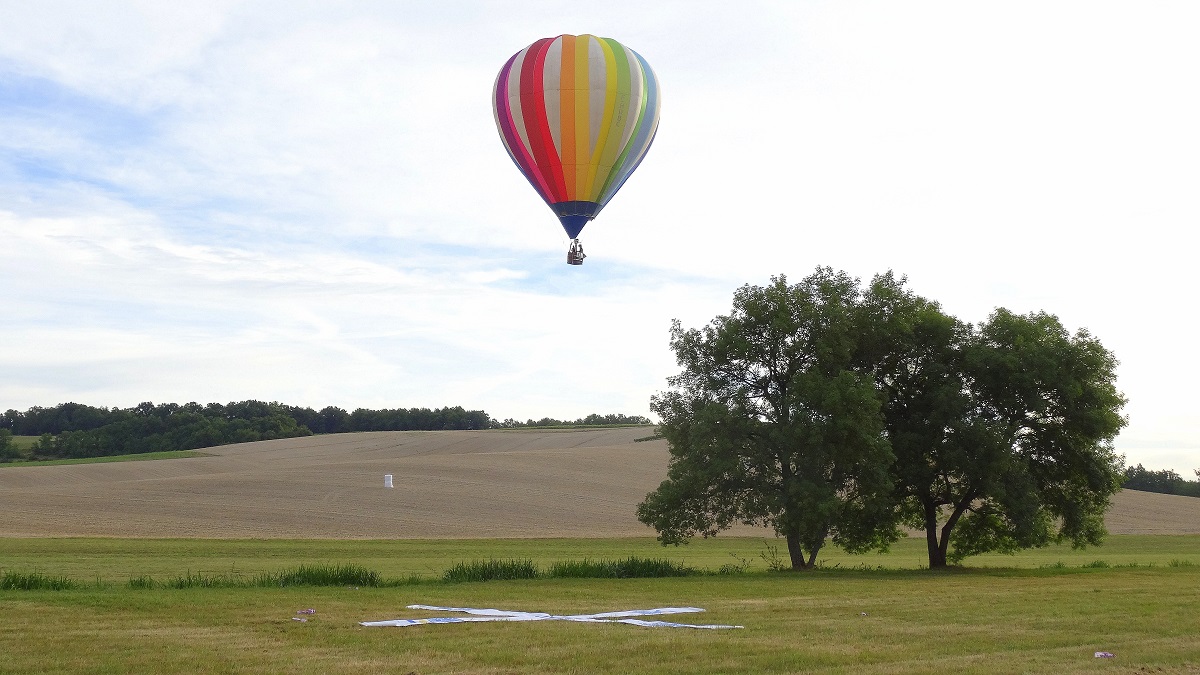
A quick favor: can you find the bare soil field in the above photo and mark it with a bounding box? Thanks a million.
[1,428,1196,538]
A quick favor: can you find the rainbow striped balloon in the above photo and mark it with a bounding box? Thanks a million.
[493,34,661,239]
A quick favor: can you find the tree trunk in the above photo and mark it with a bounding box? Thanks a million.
[785,531,817,570]
[924,500,948,568]
[937,519,957,567]
[926,528,948,568]
[924,495,972,569]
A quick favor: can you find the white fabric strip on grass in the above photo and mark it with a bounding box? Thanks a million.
[361,605,742,629]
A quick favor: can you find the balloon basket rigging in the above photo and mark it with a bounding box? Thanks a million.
[567,239,586,266]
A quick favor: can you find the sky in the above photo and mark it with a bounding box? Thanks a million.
[1,1,1197,473]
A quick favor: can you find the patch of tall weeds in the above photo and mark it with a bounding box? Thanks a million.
[166,571,239,589]
[1,571,78,590]
[127,575,156,589]
[256,563,380,587]
[443,557,701,582]
[443,559,539,582]
[547,557,697,579]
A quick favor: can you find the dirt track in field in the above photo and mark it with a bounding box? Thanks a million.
[1,428,1196,538]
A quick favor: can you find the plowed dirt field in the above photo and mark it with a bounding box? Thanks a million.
[1,428,1196,538]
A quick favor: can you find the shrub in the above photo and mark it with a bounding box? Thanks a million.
[1,571,78,591]
[0,429,22,462]
[166,571,238,589]
[547,557,697,579]
[443,559,539,582]
[128,575,156,589]
[257,564,380,587]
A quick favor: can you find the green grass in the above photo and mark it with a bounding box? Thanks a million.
[261,563,383,588]
[443,558,540,582]
[2,552,1198,673]
[2,536,1199,673]
[0,449,211,467]
[11,435,38,449]
[438,556,699,582]
[1,535,1198,583]
[546,556,700,579]
[154,565,386,589]
[1,570,78,590]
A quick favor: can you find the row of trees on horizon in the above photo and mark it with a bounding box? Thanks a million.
[0,401,650,461]
[0,401,1193,500]
[1122,463,1200,498]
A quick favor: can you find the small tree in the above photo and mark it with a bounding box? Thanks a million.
[637,269,899,570]
[0,429,20,462]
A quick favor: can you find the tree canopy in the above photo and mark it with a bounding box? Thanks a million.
[640,268,1129,569]
[637,269,900,569]
[863,274,1127,567]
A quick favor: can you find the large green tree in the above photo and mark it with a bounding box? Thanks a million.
[637,269,899,570]
[861,274,1128,567]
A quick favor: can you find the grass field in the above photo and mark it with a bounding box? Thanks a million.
[2,535,1199,581]
[0,449,210,466]
[2,428,1198,538]
[4,430,1200,672]
[10,434,38,449]
[2,537,1199,674]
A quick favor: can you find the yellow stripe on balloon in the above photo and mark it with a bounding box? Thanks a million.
[585,37,618,201]
[594,39,631,200]
[573,35,592,200]
[558,35,577,200]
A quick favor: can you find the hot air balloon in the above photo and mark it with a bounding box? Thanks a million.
[493,34,661,265]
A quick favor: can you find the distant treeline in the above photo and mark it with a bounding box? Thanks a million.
[493,413,652,428]
[0,402,651,461]
[1123,464,1200,498]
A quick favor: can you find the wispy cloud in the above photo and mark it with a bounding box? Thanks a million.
[2,1,1199,470]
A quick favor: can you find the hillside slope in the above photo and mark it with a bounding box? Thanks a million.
[1,428,1196,538]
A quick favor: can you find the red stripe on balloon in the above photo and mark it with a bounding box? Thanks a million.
[521,38,567,203]
[496,51,553,201]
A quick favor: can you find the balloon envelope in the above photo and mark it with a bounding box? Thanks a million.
[493,34,661,239]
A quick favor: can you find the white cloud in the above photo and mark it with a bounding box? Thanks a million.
[2,1,1198,469]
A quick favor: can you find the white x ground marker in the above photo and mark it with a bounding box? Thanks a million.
[361,605,743,629]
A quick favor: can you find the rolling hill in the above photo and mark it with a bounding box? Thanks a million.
[1,428,1195,538]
